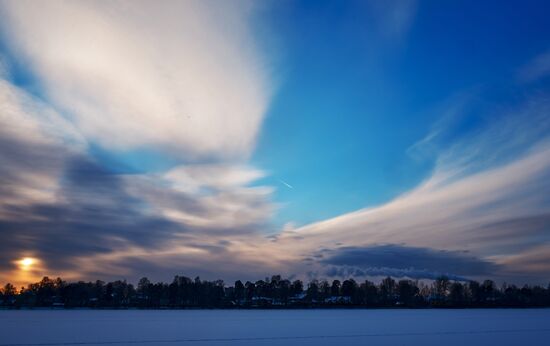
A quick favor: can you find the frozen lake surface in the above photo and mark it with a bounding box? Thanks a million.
[1,309,549,345]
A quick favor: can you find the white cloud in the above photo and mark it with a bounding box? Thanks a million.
[164,164,266,194]
[0,76,277,285]
[124,165,275,230]
[263,96,550,283]
[0,0,272,160]
[0,78,85,211]
[0,1,279,284]
[2,1,550,285]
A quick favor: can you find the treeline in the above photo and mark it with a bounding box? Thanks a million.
[1,275,549,309]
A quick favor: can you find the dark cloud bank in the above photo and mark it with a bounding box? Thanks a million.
[0,155,183,272]
[319,244,499,280]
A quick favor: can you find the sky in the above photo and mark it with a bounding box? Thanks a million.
[1,0,550,287]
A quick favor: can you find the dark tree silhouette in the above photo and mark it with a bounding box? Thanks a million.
[397,280,419,307]
[1,275,549,309]
[330,280,341,297]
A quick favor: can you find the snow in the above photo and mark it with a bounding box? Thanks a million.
[0,309,549,345]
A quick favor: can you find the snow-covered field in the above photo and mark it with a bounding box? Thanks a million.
[1,309,549,345]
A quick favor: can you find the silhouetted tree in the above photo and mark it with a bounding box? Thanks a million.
[433,276,450,303]
[468,280,481,305]
[330,280,341,296]
[397,280,418,307]
[290,280,303,297]
[379,277,396,305]
[306,280,319,302]
[234,280,245,303]
[362,280,378,306]
[2,274,548,309]
[2,283,16,297]
[342,279,358,304]
[278,279,291,304]
[481,280,496,304]
[449,282,465,306]
[245,281,255,301]
[319,280,330,301]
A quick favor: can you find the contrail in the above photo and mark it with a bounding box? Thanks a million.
[278,179,294,189]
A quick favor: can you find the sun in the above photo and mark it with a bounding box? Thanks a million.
[18,257,36,271]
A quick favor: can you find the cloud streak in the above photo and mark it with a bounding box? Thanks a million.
[2,64,550,285]
[0,74,276,286]
[268,92,550,283]
[0,0,279,286]
[1,2,549,287]
[0,0,271,160]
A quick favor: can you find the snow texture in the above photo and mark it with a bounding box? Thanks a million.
[0,309,549,345]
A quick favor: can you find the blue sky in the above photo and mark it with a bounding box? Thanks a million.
[0,0,550,286]
[252,0,550,226]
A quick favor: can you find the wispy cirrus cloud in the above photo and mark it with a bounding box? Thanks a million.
[0,0,271,160]
[0,78,277,286]
[267,91,550,284]
[2,67,549,284]
[1,1,549,287]
[125,166,275,231]
[0,0,278,286]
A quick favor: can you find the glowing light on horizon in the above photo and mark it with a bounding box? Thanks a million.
[18,257,36,271]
